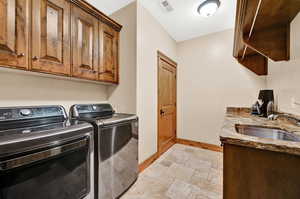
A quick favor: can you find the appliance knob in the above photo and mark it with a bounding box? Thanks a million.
[20,109,32,116]
[92,106,97,110]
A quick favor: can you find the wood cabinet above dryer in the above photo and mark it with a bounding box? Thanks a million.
[31,0,71,75]
[0,0,122,85]
[0,0,30,70]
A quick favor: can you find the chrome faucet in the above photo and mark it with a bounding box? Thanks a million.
[268,113,300,126]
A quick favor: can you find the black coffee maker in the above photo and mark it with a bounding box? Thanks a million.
[252,90,274,117]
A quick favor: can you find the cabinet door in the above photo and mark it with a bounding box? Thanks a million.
[71,5,98,80]
[0,0,29,69]
[31,0,71,75]
[99,23,119,83]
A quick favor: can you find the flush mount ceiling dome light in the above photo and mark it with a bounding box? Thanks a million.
[197,0,221,17]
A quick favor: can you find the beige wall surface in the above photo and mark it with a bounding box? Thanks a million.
[177,29,266,145]
[136,2,177,163]
[267,14,300,115]
[109,2,137,114]
[0,70,107,113]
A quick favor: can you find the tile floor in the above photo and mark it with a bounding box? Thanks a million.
[122,144,223,199]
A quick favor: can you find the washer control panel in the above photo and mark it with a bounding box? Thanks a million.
[0,106,66,121]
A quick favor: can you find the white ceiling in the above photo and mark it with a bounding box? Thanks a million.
[85,0,236,42]
[85,0,135,15]
[139,0,237,42]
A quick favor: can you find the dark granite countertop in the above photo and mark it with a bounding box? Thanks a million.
[220,107,300,156]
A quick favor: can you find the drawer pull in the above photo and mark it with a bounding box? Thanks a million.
[32,56,39,61]
[17,53,25,57]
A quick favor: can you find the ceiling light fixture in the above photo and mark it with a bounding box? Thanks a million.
[197,0,221,17]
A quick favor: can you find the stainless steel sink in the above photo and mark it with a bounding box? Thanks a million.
[235,124,300,142]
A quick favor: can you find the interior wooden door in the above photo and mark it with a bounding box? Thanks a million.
[31,0,71,75]
[99,22,119,83]
[0,0,29,69]
[71,5,99,80]
[158,52,177,155]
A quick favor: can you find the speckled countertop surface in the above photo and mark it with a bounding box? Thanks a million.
[220,107,300,156]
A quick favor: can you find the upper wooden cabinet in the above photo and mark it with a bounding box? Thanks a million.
[0,0,122,84]
[99,23,119,83]
[31,0,71,75]
[233,0,300,76]
[71,4,99,80]
[0,0,29,70]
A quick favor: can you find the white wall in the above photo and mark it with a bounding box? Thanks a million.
[0,70,107,113]
[177,29,266,145]
[267,13,300,115]
[108,2,137,114]
[137,2,177,162]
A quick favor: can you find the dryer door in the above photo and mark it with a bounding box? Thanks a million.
[0,137,91,199]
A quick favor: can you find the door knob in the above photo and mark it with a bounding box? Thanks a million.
[160,109,165,115]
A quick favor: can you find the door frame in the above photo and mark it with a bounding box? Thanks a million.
[157,51,177,156]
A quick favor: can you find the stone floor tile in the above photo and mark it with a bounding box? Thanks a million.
[185,157,212,171]
[159,159,173,167]
[166,163,195,182]
[166,180,193,199]
[127,175,170,196]
[142,164,175,187]
[121,144,223,199]
[190,169,210,184]
[207,167,223,186]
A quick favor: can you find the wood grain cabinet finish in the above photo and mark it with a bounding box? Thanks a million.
[31,0,71,75]
[233,0,300,76]
[223,144,300,199]
[0,0,29,69]
[99,23,119,83]
[0,0,122,84]
[71,5,99,80]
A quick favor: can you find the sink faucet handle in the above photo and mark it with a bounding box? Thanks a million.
[267,101,275,117]
[268,114,278,120]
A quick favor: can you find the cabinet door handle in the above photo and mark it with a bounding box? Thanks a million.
[17,53,25,57]
[32,56,39,61]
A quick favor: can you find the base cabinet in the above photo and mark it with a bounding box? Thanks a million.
[223,144,300,199]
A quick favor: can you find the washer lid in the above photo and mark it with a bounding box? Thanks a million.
[70,104,115,119]
[96,113,138,126]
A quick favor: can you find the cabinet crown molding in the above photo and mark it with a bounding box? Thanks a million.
[70,0,122,32]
